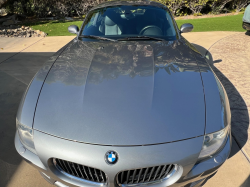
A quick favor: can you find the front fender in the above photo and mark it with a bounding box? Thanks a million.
[16,41,73,129]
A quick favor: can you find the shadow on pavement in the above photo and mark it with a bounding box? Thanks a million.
[0,52,54,187]
[241,174,250,187]
[245,31,250,36]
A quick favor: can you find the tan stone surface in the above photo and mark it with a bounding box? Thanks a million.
[0,37,42,52]
[23,36,75,52]
[6,161,53,187]
[182,31,241,49]
[0,37,44,63]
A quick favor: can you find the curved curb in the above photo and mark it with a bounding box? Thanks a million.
[205,32,242,57]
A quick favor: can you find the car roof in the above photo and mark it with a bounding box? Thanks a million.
[90,0,167,11]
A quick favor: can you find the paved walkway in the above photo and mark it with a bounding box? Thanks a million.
[0,32,250,187]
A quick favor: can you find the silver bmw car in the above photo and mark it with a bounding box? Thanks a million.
[15,1,231,187]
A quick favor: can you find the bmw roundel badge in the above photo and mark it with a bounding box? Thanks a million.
[105,151,118,165]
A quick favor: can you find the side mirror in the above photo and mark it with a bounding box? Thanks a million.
[180,23,193,33]
[68,25,79,34]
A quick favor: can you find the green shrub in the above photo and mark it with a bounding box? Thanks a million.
[193,12,203,16]
[230,9,236,13]
[1,0,249,18]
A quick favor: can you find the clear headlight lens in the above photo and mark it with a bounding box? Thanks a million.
[198,126,229,161]
[17,119,36,154]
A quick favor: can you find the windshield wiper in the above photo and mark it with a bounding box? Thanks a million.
[80,35,116,42]
[118,36,164,41]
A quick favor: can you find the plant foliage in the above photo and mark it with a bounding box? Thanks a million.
[1,0,249,17]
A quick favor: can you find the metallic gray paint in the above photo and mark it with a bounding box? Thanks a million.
[68,25,79,35]
[33,130,201,187]
[180,24,193,33]
[16,42,73,129]
[15,129,231,187]
[190,43,231,133]
[16,38,229,145]
[33,40,206,145]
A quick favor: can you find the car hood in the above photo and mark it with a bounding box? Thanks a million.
[33,40,206,146]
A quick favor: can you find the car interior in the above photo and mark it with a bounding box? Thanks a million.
[82,6,176,38]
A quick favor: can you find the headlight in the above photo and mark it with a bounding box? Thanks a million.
[16,119,36,154]
[198,126,229,161]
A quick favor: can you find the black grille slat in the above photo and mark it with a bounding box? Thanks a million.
[163,165,173,178]
[153,166,161,180]
[82,166,90,180]
[72,163,80,177]
[137,168,143,183]
[63,160,72,174]
[94,169,100,182]
[77,164,84,179]
[132,169,137,183]
[120,171,124,184]
[126,170,130,184]
[117,164,175,185]
[148,167,155,181]
[100,171,106,182]
[66,161,74,175]
[87,167,94,181]
[60,160,70,173]
[57,159,67,172]
[54,158,106,184]
[158,165,167,180]
[142,167,149,182]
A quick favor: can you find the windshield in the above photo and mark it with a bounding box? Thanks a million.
[80,5,178,40]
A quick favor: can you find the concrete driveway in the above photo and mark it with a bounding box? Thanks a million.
[0,32,250,187]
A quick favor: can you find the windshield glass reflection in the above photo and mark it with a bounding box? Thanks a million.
[81,5,177,40]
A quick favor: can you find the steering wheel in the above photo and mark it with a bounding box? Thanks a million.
[139,25,162,35]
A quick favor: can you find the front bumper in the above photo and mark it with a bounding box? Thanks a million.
[15,130,231,187]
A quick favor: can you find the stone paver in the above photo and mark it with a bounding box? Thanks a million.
[182,31,241,49]
[0,33,250,187]
[0,37,42,53]
[6,161,53,187]
[23,36,75,52]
